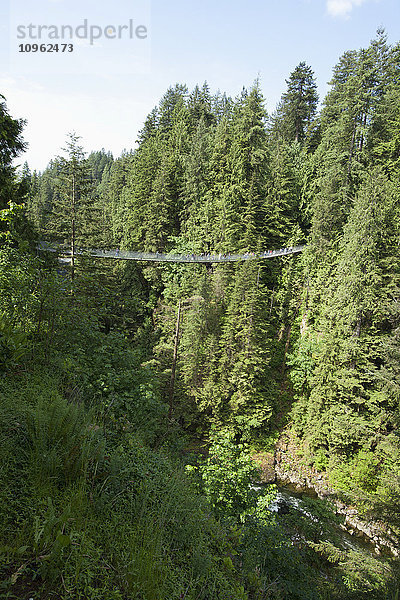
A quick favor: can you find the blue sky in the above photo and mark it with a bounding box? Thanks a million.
[1,0,400,171]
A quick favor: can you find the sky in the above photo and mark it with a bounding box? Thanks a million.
[1,0,400,171]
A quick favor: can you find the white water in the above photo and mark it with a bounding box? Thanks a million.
[252,484,376,555]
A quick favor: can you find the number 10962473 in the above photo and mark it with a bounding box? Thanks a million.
[18,43,74,52]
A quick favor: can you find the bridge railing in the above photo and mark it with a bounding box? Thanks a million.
[38,242,305,263]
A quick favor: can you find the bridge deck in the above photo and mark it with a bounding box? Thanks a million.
[39,243,305,263]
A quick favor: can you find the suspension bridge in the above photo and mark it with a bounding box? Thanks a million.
[38,243,305,263]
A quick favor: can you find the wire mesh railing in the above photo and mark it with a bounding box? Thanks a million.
[38,242,306,263]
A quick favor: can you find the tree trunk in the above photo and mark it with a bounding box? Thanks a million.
[168,299,182,420]
[347,118,357,178]
[71,173,76,280]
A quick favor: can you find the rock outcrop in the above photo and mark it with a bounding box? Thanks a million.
[272,430,399,557]
[252,452,276,484]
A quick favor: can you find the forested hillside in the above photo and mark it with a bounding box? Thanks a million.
[1,30,400,599]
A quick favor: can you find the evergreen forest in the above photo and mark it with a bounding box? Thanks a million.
[1,29,400,599]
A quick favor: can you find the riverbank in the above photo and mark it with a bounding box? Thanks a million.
[254,430,400,557]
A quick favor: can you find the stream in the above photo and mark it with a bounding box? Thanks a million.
[253,483,379,556]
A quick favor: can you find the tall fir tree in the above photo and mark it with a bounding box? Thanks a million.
[47,133,96,277]
[269,62,318,146]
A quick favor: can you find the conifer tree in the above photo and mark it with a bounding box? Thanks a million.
[181,117,213,250]
[207,116,232,250]
[0,94,27,209]
[270,62,318,145]
[26,165,55,233]
[48,133,95,277]
[224,82,270,250]
[311,32,393,254]
[265,141,308,247]
[216,260,274,437]
[187,82,215,131]
[292,168,400,463]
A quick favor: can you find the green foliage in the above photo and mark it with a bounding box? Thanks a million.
[0,312,29,370]
[26,396,102,491]
[270,62,319,146]
[329,450,380,495]
[291,166,400,500]
[0,370,245,600]
[197,429,259,520]
[310,542,392,598]
[0,247,48,365]
[239,496,325,600]
[0,201,33,249]
[0,94,27,211]
[3,31,400,598]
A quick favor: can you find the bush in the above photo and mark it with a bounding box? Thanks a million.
[0,372,246,600]
[196,429,259,521]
